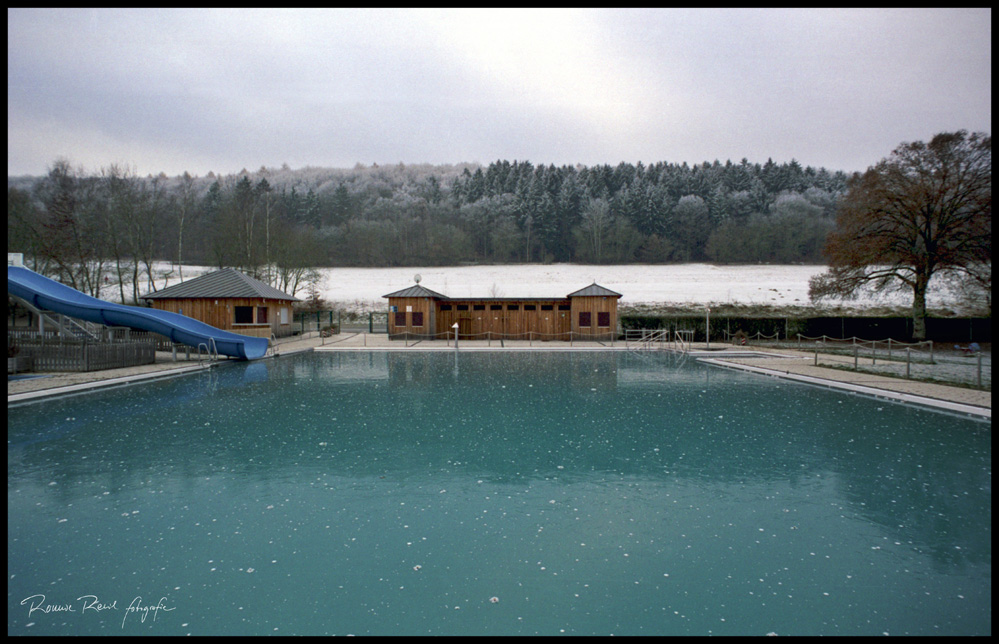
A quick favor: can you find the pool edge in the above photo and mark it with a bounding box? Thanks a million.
[699,357,991,420]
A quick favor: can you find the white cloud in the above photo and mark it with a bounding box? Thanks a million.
[7,7,991,176]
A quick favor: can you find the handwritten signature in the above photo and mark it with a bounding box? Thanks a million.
[20,594,175,629]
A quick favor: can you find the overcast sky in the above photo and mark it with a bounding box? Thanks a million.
[7,8,992,178]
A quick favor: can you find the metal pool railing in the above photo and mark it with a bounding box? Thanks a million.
[745,334,990,391]
[390,329,619,346]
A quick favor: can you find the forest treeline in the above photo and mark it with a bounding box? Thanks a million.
[8,157,848,299]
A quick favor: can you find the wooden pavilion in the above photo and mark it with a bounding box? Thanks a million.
[142,268,300,338]
[384,282,622,341]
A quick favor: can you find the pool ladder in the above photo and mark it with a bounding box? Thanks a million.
[197,337,219,364]
[626,329,670,352]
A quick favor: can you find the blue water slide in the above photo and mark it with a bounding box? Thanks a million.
[8,265,269,360]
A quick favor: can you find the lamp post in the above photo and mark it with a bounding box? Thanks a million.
[452,322,459,352]
[706,307,711,350]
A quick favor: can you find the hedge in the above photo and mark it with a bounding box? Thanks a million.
[619,314,990,343]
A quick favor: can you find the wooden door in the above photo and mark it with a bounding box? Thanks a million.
[458,316,472,340]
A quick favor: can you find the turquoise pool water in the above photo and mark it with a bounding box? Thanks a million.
[7,352,991,635]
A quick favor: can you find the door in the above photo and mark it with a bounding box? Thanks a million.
[458,316,473,340]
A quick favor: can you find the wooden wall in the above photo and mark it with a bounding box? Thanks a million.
[387,296,436,338]
[570,296,619,340]
[386,291,619,341]
[436,299,572,340]
[149,297,295,338]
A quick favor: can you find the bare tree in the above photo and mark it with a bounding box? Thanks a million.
[35,159,106,295]
[577,198,611,262]
[255,177,273,284]
[809,131,991,339]
[99,163,137,302]
[175,171,197,281]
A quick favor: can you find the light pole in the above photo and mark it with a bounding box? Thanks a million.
[452,322,459,352]
[706,307,711,350]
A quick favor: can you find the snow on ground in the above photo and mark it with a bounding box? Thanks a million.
[311,264,958,311]
[146,263,959,314]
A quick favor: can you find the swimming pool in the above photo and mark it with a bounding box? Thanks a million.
[7,351,991,635]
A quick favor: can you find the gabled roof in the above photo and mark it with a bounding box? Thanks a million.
[142,268,300,301]
[382,284,449,299]
[383,282,622,300]
[566,283,623,298]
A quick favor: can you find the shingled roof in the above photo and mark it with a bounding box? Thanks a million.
[383,282,622,300]
[566,283,623,298]
[142,268,300,301]
[382,284,449,299]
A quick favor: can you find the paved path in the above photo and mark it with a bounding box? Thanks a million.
[698,349,990,419]
[9,334,990,419]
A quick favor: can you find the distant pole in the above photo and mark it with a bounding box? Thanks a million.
[452,322,459,352]
[706,307,710,350]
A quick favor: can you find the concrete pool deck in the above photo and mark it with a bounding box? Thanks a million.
[8,333,991,419]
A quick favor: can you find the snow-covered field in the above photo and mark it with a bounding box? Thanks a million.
[148,263,961,314]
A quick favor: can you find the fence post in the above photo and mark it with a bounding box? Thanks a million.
[854,345,858,370]
[977,351,982,388]
[906,348,911,378]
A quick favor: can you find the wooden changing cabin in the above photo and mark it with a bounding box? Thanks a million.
[383,282,622,341]
[142,268,300,338]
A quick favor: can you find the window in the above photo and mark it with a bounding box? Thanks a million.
[456,304,469,311]
[257,306,268,324]
[558,304,570,311]
[524,304,536,311]
[507,304,519,311]
[490,304,503,311]
[579,311,592,327]
[234,306,254,324]
[541,304,553,311]
[412,312,424,327]
[280,307,289,324]
[598,312,611,327]
[473,304,486,311]
[440,304,452,311]
[395,312,407,327]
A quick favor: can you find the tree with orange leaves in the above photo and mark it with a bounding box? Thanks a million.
[809,131,991,340]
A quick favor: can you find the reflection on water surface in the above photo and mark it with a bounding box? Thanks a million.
[8,352,991,635]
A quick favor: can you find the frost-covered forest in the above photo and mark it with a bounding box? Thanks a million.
[8,157,848,299]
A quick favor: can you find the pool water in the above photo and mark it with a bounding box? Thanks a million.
[7,351,991,636]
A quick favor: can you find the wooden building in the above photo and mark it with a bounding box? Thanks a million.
[142,268,300,338]
[383,282,622,341]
